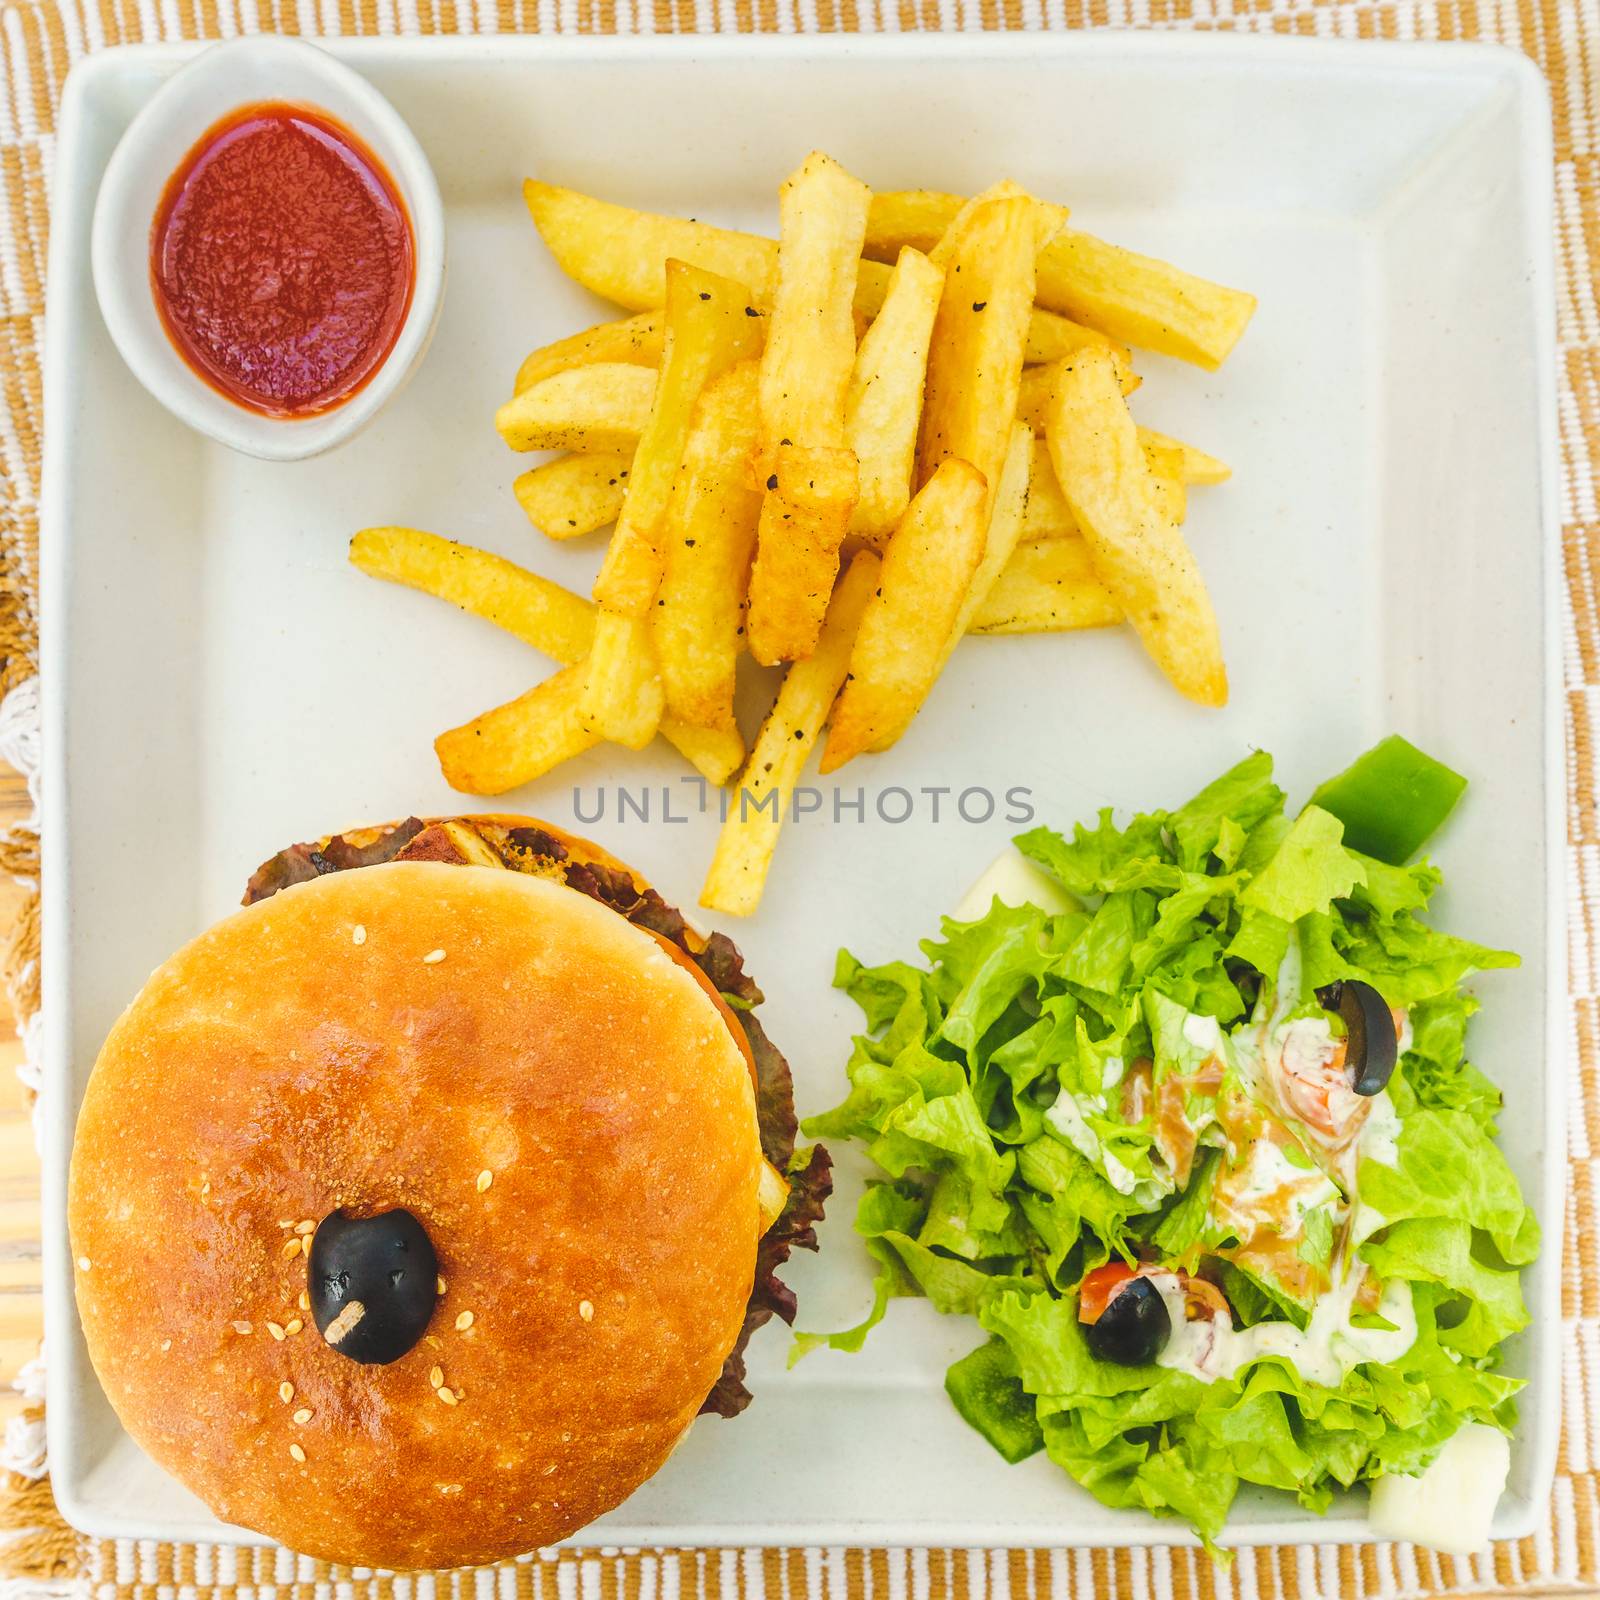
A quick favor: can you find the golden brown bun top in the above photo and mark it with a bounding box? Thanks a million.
[69,862,762,1570]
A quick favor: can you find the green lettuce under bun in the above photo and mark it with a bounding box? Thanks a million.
[799,743,1533,1546]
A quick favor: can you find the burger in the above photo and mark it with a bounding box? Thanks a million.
[67,815,830,1570]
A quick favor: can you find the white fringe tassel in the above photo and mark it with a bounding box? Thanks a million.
[2,1355,46,1481]
[0,676,48,1502]
[0,678,39,833]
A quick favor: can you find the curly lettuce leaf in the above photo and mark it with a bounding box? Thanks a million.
[1238,805,1367,924]
[803,743,1532,1542]
[1361,1218,1529,1357]
[1166,750,1286,872]
[1359,1105,1537,1265]
[1015,810,1171,896]
[980,1285,1519,1542]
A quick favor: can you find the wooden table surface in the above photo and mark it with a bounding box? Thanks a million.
[0,759,40,1432]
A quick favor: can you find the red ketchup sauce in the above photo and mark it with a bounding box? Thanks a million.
[151,103,415,419]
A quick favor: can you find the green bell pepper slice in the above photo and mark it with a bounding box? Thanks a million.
[1309,735,1467,865]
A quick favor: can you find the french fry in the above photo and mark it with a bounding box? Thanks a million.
[1142,443,1188,526]
[864,188,964,259]
[747,444,859,665]
[594,260,763,617]
[866,187,1256,369]
[435,665,601,796]
[350,527,596,663]
[523,179,1077,371]
[700,551,881,917]
[513,311,664,396]
[495,363,656,453]
[524,181,778,312]
[1140,427,1232,485]
[758,151,871,468]
[1017,356,1137,434]
[436,666,739,791]
[380,169,1255,910]
[527,176,884,319]
[350,527,736,784]
[664,723,746,787]
[1035,230,1257,370]
[916,194,1047,514]
[926,180,1067,269]
[1024,309,1134,367]
[821,459,988,770]
[970,537,1122,633]
[867,425,1032,752]
[581,608,665,749]
[1046,347,1226,705]
[867,189,1125,366]
[1024,437,1077,541]
[744,155,869,660]
[950,424,1032,647]
[513,452,632,539]
[1022,438,1186,541]
[846,246,944,546]
[655,362,763,731]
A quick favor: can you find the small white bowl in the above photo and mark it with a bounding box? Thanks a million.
[91,37,446,462]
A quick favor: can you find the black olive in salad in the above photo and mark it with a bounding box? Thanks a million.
[1316,979,1399,1097]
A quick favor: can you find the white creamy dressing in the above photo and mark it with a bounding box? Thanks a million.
[1180,1010,1231,1062]
[1044,1092,1167,1205]
[1268,938,1304,1027]
[1150,944,1417,1387]
[1279,1014,1337,1076]
[1222,1026,1265,1101]
[1339,1095,1400,1247]
[1152,1265,1418,1389]
[1394,1008,1415,1057]
[1356,1088,1402,1169]
[1219,1135,1338,1225]
[1239,948,1404,1171]
[1348,1202,1390,1249]
[1032,930,1420,1388]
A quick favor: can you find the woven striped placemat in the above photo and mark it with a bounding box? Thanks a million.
[0,3,1594,1596]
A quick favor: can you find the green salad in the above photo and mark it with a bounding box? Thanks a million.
[799,739,1536,1543]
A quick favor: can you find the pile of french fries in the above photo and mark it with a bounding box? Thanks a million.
[352,155,1255,915]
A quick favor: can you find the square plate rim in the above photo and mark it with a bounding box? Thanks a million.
[35,30,1565,1554]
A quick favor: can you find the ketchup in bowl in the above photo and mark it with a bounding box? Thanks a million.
[151,102,415,419]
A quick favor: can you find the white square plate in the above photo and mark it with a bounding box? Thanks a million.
[40,33,1561,1555]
